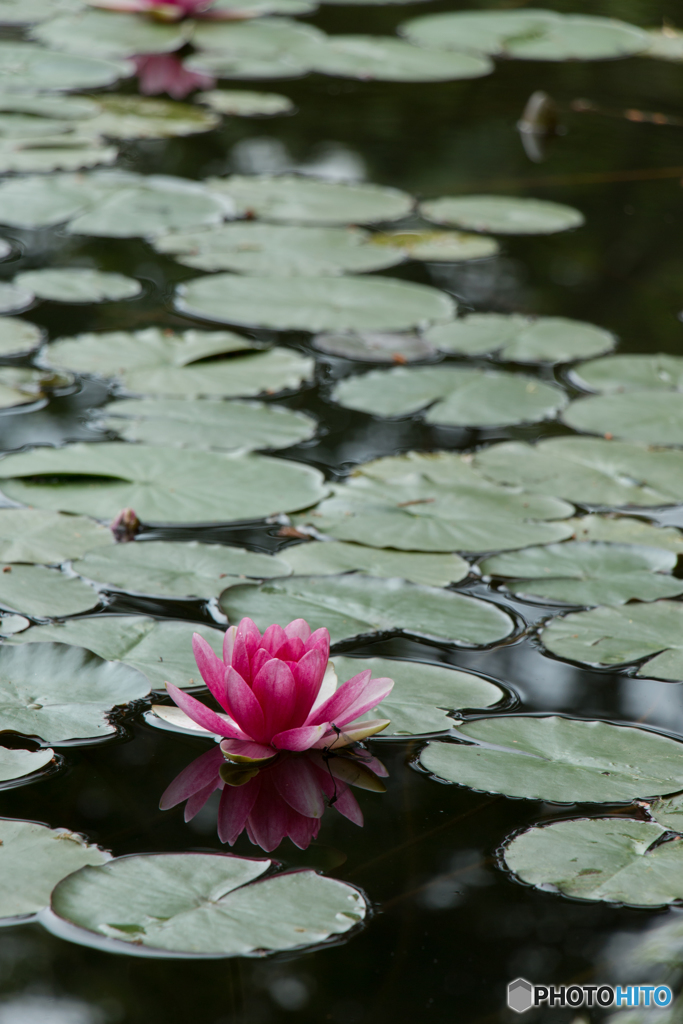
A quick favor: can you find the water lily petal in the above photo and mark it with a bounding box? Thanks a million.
[305,627,330,662]
[225,665,266,741]
[231,616,262,680]
[272,723,328,751]
[192,632,228,710]
[222,624,237,667]
[246,775,294,851]
[332,677,395,728]
[185,779,220,821]
[306,670,372,727]
[250,648,271,678]
[287,813,321,850]
[290,647,327,727]
[315,719,392,749]
[220,738,275,762]
[309,661,338,715]
[315,764,364,826]
[252,658,297,736]
[276,637,305,661]
[217,774,261,845]
[166,682,248,739]
[272,755,326,818]
[261,623,287,655]
[159,745,225,809]
[284,618,311,643]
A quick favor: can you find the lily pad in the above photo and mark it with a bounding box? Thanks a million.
[0,137,117,174]
[0,0,86,25]
[0,820,107,922]
[312,331,436,362]
[570,354,683,393]
[0,282,34,314]
[15,269,141,304]
[279,539,468,586]
[297,450,574,553]
[0,367,73,408]
[649,792,683,832]
[0,43,129,94]
[371,230,498,262]
[73,540,289,600]
[475,437,683,507]
[566,514,683,553]
[44,329,313,398]
[645,27,683,61]
[0,565,99,618]
[0,641,150,743]
[419,715,683,802]
[332,655,504,735]
[332,365,566,426]
[176,274,455,333]
[503,15,649,61]
[31,9,190,58]
[100,397,316,451]
[197,90,294,116]
[0,508,111,563]
[211,0,318,14]
[0,94,98,118]
[0,443,328,523]
[8,616,225,691]
[81,95,219,140]
[481,542,683,606]
[189,17,323,77]
[307,35,492,82]
[564,391,683,448]
[0,317,50,356]
[0,746,54,784]
[220,574,514,645]
[205,173,413,225]
[504,819,683,907]
[153,223,404,276]
[50,853,366,955]
[541,601,683,681]
[425,313,615,362]
[420,195,584,235]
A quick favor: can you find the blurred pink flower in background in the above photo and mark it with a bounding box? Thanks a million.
[88,0,244,21]
[134,54,215,99]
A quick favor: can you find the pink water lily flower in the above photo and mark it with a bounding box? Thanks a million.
[134,54,215,99]
[88,0,242,21]
[164,617,394,761]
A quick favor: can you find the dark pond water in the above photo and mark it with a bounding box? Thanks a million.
[1,1,683,1021]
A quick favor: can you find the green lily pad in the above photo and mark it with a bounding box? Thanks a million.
[15,269,141,304]
[0,318,43,356]
[425,313,615,362]
[566,514,683,553]
[73,540,289,600]
[571,354,683,393]
[332,365,566,427]
[481,542,683,606]
[100,397,316,451]
[332,655,504,735]
[190,17,324,78]
[0,137,117,174]
[50,853,366,955]
[279,539,469,587]
[0,282,33,314]
[504,15,649,61]
[211,0,318,14]
[649,792,683,832]
[645,27,683,61]
[153,223,404,275]
[564,391,683,448]
[0,0,86,25]
[31,9,191,58]
[312,331,436,362]
[0,94,98,118]
[401,9,558,54]
[371,230,499,262]
[420,195,584,235]
[43,328,313,398]
[0,615,29,635]
[176,274,455,333]
[81,95,219,140]
[0,43,130,94]
[0,565,98,618]
[0,443,328,523]
[197,90,294,116]
[0,746,54,784]
[419,715,683,801]
[504,819,683,907]
[205,173,413,225]
[0,508,111,563]
[7,616,225,691]
[475,437,683,507]
[0,367,75,408]
[0,820,107,922]
[0,641,150,743]
[220,574,514,646]
[297,450,574,553]
[307,35,492,82]
[541,601,683,681]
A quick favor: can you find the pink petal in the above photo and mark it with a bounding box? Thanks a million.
[305,670,372,727]
[217,775,261,845]
[272,723,328,751]
[272,756,325,818]
[192,633,228,710]
[332,787,364,826]
[261,623,287,654]
[276,637,305,661]
[159,745,224,809]
[166,682,248,740]
[185,779,220,821]
[305,627,330,660]
[286,813,320,850]
[225,666,265,741]
[246,776,292,851]
[223,625,237,666]
[250,647,271,678]
[220,738,275,762]
[284,618,311,643]
[332,677,394,728]
[231,617,262,680]
[290,647,326,727]
[252,659,297,736]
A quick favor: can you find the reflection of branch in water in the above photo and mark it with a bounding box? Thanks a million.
[572,97,683,128]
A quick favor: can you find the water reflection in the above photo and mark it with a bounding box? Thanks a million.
[160,745,388,852]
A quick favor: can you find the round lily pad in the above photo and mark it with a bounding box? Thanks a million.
[73,540,289,600]
[197,89,294,116]
[0,508,111,564]
[0,318,43,356]
[400,9,561,54]
[307,35,492,82]
[0,0,86,25]
[31,9,190,58]
[0,282,34,314]
[570,354,683,393]
[419,195,584,235]
[0,819,107,922]
[564,391,683,447]
[481,542,683,606]
[504,819,683,907]
[0,137,117,174]
[280,539,468,587]
[475,437,683,507]
[211,0,318,14]
[100,397,316,451]
[371,230,498,262]
[312,331,436,362]
[205,173,413,225]
[649,792,683,832]
[425,313,615,363]
[0,443,328,523]
[220,574,514,646]
[566,514,683,553]
[0,641,150,744]
[0,747,54,784]
[50,853,366,956]
[0,42,130,93]
[14,269,141,304]
[153,223,404,276]
[190,17,323,78]
[81,95,219,140]
[0,367,73,409]
[176,274,455,333]
[8,616,225,691]
[0,564,99,619]
[645,27,683,61]
[541,601,683,681]
[419,715,683,802]
[332,655,504,735]
[331,365,566,427]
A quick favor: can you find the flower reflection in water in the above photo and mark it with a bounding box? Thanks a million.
[133,54,215,99]
[160,745,388,852]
